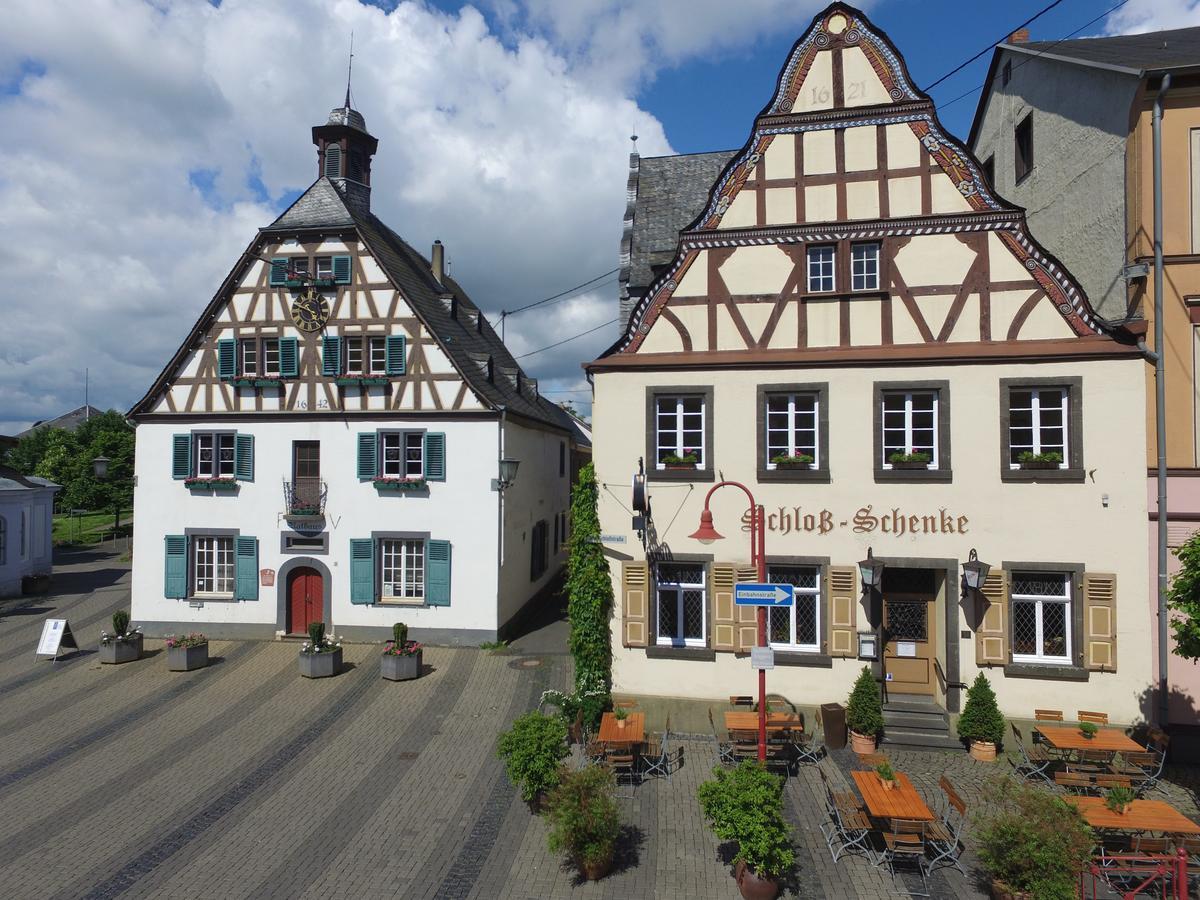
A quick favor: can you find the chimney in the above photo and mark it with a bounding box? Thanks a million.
[431,239,445,285]
[1008,28,1030,44]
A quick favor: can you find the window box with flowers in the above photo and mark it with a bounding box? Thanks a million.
[380,622,423,681]
[887,451,932,470]
[373,477,427,492]
[100,611,142,665]
[770,452,814,470]
[231,377,258,388]
[185,477,239,492]
[661,451,700,471]
[165,633,209,671]
[254,377,285,389]
[298,623,342,678]
[335,376,364,387]
[1017,451,1063,471]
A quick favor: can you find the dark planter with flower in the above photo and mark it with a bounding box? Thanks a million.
[888,451,932,470]
[661,451,699,471]
[373,477,427,492]
[771,452,814,471]
[100,610,142,664]
[1017,451,1063,471]
[299,622,342,678]
[166,633,209,671]
[185,477,238,492]
[381,622,422,680]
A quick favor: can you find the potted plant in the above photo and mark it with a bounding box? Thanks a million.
[99,610,142,664]
[697,761,795,900]
[1018,450,1064,470]
[165,633,208,671]
[876,760,898,791]
[497,710,569,811]
[545,765,621,881]
[661,450,699,470]
[888,450,932,470]
[1104,785,1136,816]
[298,622,342,678]
[846,666,884,754]
[975,778,1094,900]
[372,477,428,492]
[613,707,629,730]
[957,672,1006,761]
[1079,721,1099,740]
[770,452,814,470]
[381,622,422,681]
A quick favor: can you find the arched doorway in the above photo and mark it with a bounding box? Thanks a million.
[287,566,324,635]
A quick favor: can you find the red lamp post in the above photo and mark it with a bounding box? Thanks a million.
[690,481,768,762]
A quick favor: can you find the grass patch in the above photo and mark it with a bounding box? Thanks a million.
[53,511,130,545]
[480,639,509,653]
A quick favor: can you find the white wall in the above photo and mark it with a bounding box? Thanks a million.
[0,489,56,597]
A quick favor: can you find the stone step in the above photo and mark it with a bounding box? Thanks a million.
[883,711,951,734]
[883,697,944,715]
[880,728,965,752]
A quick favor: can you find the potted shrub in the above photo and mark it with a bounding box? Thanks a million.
[661,450,699,470]
[975,778,1094,900]
[545,765,621,881]
[165,633,208,671]
[771,452,814,470]
[613,707,629,731]
[1104,785,1136,816]
[497,711,569,811]
[99,610,142,664]
[957,672,1005,761]
[888,450,932,470]
[381,622,422,681]
[876,760,898,791]
[1018,450,1064,470]
[298,622,342,678]
[1079,721,1099,741]
[846,666,884,754]
[697,761,795,900]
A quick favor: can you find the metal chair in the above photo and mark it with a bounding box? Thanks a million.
[642,717,682,780]
[1068,748,1113,776]
[604,748,639,798]
[1010,722,1054,784]
[880,818,929,897]
[793,709,824,765]
[817,768,876,864]
[707,708,735,766]
[926,776,968,876]
[1078,710,1109,725]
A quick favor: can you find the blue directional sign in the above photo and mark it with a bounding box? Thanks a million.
[734,583,794,607]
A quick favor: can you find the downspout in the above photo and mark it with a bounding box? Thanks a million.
[1153,73,1171,728]
[497,406,507,638]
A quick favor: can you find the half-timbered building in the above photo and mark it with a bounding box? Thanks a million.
[129,99,583,643]
[590,3,1152,733]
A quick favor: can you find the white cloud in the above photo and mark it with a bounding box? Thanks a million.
[1105,0,1200,34]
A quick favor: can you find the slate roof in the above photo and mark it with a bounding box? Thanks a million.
[1015,26,1200,74]
[0,465,59,492]
[17,405,104,438]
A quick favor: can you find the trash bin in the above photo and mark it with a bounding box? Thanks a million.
[821,702,847,750]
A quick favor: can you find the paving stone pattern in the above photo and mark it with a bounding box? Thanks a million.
[3,550,1200,898]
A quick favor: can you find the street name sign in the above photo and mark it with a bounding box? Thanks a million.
[36,618,78,661]
[734,583,794,607]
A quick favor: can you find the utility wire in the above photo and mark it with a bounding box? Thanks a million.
[514,318,618,360]
[504,268,619,318]
[922,0,1068,92]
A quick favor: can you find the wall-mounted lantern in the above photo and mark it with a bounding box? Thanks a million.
[961,548,991,595]
[492,457,520,491]
[858,547,884,591]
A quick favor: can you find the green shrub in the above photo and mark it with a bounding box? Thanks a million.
[1105,785,1136,812]
[392,622,408,646]
[566,463,614,711]
[497,711,570,803]
[697,761,795,879]
[956,672,1006,745]
[546,765,620,870]
[308,621,325,649]
[875,761,896,783]
[974,778,1094,900]
[846,667,883,737]
[1079,721,1099,739]
[112,610,130,637]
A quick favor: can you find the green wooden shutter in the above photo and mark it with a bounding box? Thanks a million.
[324,144,341,178]
[357,432,377,481]
[322,335,341,376]
[217,339,236,379]
[172,434,192,480]
[333,255,352,284]
[424,433,445,481]
[164,535,187,599]
[386,335,406,375]
[235,536,258,600]
[350,539,375,604]
[234,434,254,481]
[279,337,299,377]
[426,540,451,606]
[269,258,287,286]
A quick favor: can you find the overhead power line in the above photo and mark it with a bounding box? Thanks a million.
[514,318,618,360]
[492,268,619,340]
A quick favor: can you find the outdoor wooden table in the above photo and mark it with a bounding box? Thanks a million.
[724,711,803,733]
[851,771,935,822]
[1035,725,1143,754]
[1064,797,1200,835]
[598,711,645,745]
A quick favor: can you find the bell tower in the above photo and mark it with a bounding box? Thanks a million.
[312,87,378,213]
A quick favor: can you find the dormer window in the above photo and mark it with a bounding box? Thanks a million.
[324,144,342,179]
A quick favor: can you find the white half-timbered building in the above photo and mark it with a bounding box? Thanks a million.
[129,99,584,643]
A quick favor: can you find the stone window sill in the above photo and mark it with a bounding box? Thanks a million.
[757,468,831,484]
[1002,662,1089,681]
[648,467,715,483]
[874,468,953,484]
[1001,467,1086,484]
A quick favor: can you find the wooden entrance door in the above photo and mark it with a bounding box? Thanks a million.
[288,567,323,635]
[882,588,937,696]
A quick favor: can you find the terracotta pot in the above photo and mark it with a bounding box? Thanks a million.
[617,719,627,730]
[991,880,1033,900]
[849,730,877,754]
[735,861,780,900]
[577,853,613,881]
[880,777,896,791]
[970,740,998,762]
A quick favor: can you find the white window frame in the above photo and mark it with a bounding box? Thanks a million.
[315,256,333,280]
[766,565,821,653]
[262,338,281,376]
[850,242,880,291]
[239,338,258,376]
[380,431,424,479]
[1011,572,1072,665]
[291,257,309,279]
[345,336,364,375]
[881,391,938,469]
[765,392,819,469]
[1008,387,1068,468]
[194,432,235,478]
[368,336,387,374]
[655,395,705,469]
[655,562,707,648]
[807,245,836,293]
[380,537,425,602]
[192,535,234,598]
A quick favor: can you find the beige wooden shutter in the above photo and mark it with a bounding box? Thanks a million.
[735,565,759,652]
[711,563,737,652]
[1083,572,1117,671]
[621,561,649,648]
[827,566,858,658]
[975,569,1009,666]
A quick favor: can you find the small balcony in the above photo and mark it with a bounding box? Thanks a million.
[284,478,327,519]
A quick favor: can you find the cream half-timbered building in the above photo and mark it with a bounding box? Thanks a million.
[130,100,582,643]
[591,3,1152,728]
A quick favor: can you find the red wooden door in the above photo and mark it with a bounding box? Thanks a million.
[287,567,323,634]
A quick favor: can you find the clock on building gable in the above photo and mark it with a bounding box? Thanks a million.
[290,287,330,333]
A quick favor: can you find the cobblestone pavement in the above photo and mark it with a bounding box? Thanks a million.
[3,551,1199,898]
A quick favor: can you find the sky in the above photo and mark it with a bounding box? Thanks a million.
[1,0,1198,434]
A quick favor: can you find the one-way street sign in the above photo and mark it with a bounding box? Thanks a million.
[734,583,794,607]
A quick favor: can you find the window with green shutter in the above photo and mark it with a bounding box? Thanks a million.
[234,434,254,481]
[426,540,451,606]
[269,258,288,286]
[357,433,378,481]
[164,535,187,599]
[333,255,352,284]
[423,433,445,481]
[217,339,236,380]
[322,335,342,376]
[385,335,406,375]
[172,434,192,480]
[279,337,299,378]
[350,538,375,604]
[235,536,258,600]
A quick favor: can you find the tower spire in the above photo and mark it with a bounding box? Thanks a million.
[344,31,354,109]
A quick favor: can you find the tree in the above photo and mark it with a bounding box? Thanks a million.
[1168,531,1200,660]
[566,461,613,720]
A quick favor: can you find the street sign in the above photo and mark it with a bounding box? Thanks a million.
[750,646,775,670]
[734,583,794,607]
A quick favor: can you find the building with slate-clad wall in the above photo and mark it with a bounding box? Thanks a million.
[128,99,586,644]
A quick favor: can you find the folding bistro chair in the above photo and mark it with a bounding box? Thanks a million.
[880,818,929,897]
[604,747,640,798]
[926,776,968,876]
[1010,723,1054,785]
[793,708,825,765]
[1069,749,1112,776]
[1053,771,1095,794]
[1113,745,1167,795]
[1033,709,1063,746]
[1078,710,1109,725]
[817,768,876,864]
[642,716,682,780]
[708,708,735,766]
[1094,774,1132,794]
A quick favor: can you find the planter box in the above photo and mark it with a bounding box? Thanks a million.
[381,650,422,681]
[167,643,209,671]
[359,377,390,386]
[1018,460,1062,470]
[374,479,427,492]
[299,647,342,678]
[772,461,813,470]
[254,379,284,388]
[21,573,51,595]
[100,634,142,665]
[663,463,698,471]
[335,377,363,386]
[889,460,931,470]
[187,480,238,491]
[231,378,258,388]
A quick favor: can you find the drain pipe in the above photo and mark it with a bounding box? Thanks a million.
[1153,72,1171,728]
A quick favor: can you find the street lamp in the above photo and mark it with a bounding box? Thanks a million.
[492,457,520,491]
[858,547,885,591]
[92,455,110,480]
[961,548,991,593]
[690,480,769,762]
[92,455,120,538]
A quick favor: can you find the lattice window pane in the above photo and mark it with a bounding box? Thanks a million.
[1042,602,1067,657]
[886,599,927,641]
[1012,600,1038,656]
[683,590,704,640]
[657,588,678,640]
[768,607,791,643]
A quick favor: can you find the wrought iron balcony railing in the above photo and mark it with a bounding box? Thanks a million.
[283,478,327,518]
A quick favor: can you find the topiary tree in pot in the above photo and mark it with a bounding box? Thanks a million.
[99,609,142,664]
[957,672,1006,761]
[845,666,884,754]
[497,711,570,810]
[545,764,621,880]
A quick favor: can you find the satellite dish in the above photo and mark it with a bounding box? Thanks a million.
[632,473,647,513]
